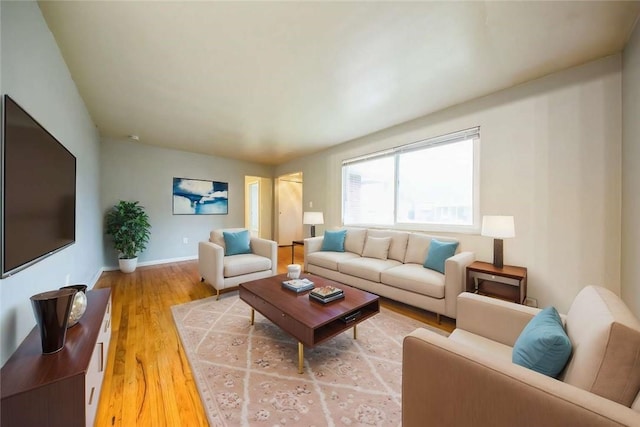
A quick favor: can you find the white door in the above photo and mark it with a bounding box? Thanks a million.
[277,174,303,245]
[245,176,272,239]
[248,181,259,237]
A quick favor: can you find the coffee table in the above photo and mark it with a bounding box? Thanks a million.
[239,274,380,374]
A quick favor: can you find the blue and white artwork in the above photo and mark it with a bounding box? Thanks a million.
[173,177,228,215]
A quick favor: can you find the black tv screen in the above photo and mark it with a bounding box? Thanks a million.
[1,95,76,278]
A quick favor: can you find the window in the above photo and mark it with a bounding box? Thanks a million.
[342,127,479,231]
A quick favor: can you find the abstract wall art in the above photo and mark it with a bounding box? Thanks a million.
[172,177,228,215]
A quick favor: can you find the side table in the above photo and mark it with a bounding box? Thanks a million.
[466,261,527,304]
[291,239,304,263]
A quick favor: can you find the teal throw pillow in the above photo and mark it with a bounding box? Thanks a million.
[321,229,347,252]
[223,230,251,256]
[512,306,572,378]
[423,239,459,274]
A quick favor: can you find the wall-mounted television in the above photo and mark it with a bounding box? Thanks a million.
[1,95,76,278]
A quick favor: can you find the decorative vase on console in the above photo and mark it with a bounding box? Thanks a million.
[30,289,77,354]
[60,284,88,327]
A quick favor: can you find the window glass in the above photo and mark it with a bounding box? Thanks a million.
[397,139,473,225]
[342,128,478,230]
[343,156,395,225]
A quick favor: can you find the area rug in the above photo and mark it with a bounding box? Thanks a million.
[171,294,448,427]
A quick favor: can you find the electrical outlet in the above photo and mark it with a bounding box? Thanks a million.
[524,297,538,308]
[309,201,313,208]
[183,237,189,244]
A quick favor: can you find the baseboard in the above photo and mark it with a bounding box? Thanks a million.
[138,255,198,267]
[102,255,198,272]
[88,267,105,289]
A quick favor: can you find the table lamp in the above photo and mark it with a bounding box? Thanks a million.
[303,211,324,237]
[481,215,515,268]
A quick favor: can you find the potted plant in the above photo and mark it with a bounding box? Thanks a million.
[105,200,151,273]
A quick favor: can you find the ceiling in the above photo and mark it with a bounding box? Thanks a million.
[38,1,640,166]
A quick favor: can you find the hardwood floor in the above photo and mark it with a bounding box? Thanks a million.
[94,245,454,426]
[94,261,213,426]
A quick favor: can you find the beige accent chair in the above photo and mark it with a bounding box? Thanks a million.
[198,229,277,299]
[402,286,640,427]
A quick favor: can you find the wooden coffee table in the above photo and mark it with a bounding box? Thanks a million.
[239,274,380,374]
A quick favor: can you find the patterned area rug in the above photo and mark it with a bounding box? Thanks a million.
[171,294,448,426]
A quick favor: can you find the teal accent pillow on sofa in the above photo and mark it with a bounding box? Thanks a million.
[321,229,347,252]
[512,306,572,378]
[423,239,459,274]
[223,230,251,256]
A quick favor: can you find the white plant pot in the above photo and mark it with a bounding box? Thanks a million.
[119,257,138,273]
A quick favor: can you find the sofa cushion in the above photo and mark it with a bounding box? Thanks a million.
[223,253,271,277]
[405,233,460,265]
[381,263,445,299]
[404,233,432,264]
[344,227,367,255]
[307,251,360,271]
[367,229,409,262]
[223,229,252,256]
[423,239,459,274]
[512,306,572,378]
[338,257,401,282]
[562,286,640,407]
[210,228,246,249]
[322,229,347,252]
[362,236,392,260]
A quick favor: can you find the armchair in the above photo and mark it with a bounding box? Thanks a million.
[402,287,640,426]
[198,229,277,299]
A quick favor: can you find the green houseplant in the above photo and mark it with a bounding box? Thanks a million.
[105,200,151,273]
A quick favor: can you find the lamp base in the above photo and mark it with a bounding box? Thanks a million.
[310,225,316,238]
[493,238,504,268]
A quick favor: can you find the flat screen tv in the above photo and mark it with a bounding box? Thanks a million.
[1,95,76,278]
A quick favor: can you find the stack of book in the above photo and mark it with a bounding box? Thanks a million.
[309,285,344,303]
[282,278,315,293]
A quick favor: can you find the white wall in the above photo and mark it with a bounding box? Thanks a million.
[0,1,104,365]
[277,55,623,313]
[100,138,273,267]
[622,22,640,317]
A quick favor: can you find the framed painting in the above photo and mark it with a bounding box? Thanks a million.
[173,177,228,215]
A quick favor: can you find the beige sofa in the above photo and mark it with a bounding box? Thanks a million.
[304,228,475,320]
[402,286,640,426]
[198,228,277,299]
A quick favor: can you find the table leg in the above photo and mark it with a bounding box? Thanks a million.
[353,324,357,340]
[250,308,255,325]
[291,244,295,264]
[298,342,304,374]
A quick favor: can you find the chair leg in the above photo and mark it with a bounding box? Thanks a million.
[201,277,204,282]
[436,313,441,324]
[216,288,220,301]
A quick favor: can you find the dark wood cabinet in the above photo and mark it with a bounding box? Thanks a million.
[466,261,527,304]
[1,288,111,427]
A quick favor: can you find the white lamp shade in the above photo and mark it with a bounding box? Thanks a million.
[303,211,324,225]
[481,215,515,238]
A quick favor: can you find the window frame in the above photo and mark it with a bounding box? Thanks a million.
[341,127,480,234]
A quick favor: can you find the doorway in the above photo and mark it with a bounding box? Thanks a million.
[244,176,273,239]
[276,172,303,246]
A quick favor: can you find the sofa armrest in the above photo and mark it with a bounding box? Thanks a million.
[443,251,475,318]
[250,237,278,274]
[250,237,278,275]
[303,236,324,272]
[198,241,224,286]
[456,292,541,346]
[402,328,640,427]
